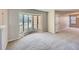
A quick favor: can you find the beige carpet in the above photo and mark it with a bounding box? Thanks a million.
[6,28,79,50]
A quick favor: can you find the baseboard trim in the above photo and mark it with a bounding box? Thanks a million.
[8,39,18,42]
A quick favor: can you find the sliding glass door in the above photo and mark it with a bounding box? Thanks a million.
[19,14,41,34]
[23,15,29,32]
[19,14,32,33]
[33,15,42,31]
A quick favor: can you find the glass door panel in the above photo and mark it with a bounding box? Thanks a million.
[33,16,38,31]
[24,15,29,33]
[19,14,23,33]
[38,16,42,31]
[28,15,33,32]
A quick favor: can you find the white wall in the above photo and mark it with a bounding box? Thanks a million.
[2,10,8,49]
[0,27,2,49]
[8,10,19,41]
[42,13,48,32]
[0,10,2,49]
[59,15,69,30]
[0,9,8,49]
[0,10,2,25]
[55,13,69,32]
[55,14,60,32]
[8,9,48,42]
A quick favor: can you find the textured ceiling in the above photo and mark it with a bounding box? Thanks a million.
[36,9,52,12]
[37,9,79,12]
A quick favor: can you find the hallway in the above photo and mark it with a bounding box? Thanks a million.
[6,28,79,50]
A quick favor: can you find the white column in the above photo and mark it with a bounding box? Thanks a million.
[48,10,55,33]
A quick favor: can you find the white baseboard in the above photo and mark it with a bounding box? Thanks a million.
[8,39,18,42]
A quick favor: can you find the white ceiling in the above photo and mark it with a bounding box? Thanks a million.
[37,9,53,12]
[37,9,79,12]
